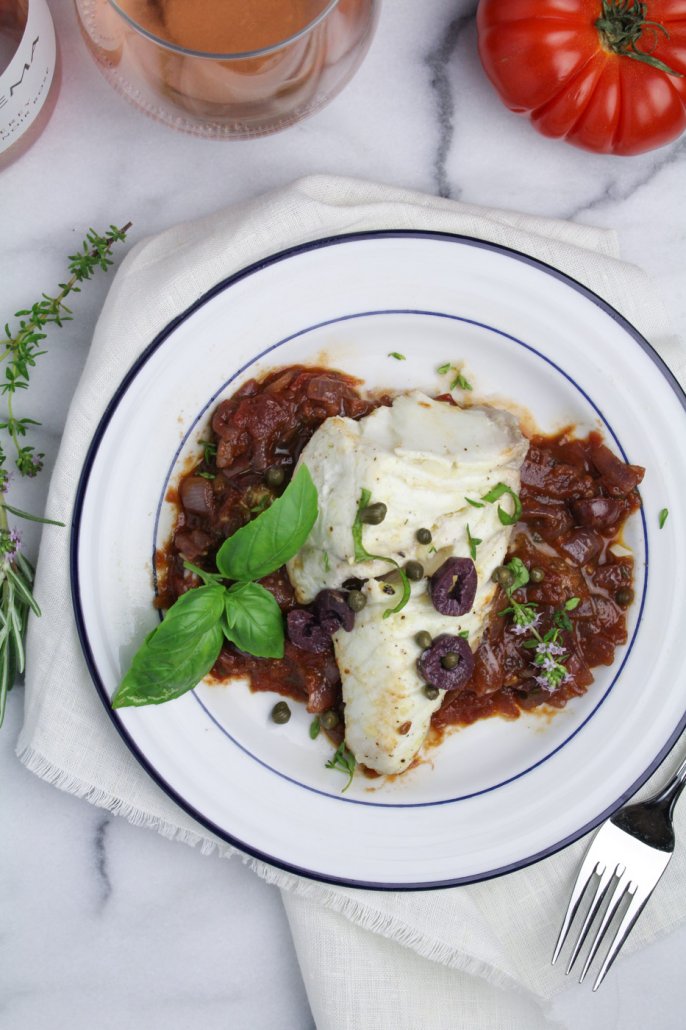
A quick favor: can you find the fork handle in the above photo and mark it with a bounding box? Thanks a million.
[648,754,686,818]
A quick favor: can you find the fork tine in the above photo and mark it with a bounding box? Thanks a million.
[592,882,651,991]
[578,870,632,983]
[552,849,608,965]
[564,862,617,974]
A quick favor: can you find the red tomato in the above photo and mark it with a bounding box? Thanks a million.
[477,0,686,154]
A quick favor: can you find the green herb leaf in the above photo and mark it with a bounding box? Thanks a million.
[450,371,472,391]
[564,596,581,611]
[223,582,284,659]
[465,497,485,509]
[466,525,482,561]
[382,567,411,619]
[481,482,522,526]
[325,741,356,792]
[554,609,573,632]
[503,557,530,594]
[352,490,411,616]
[352,488,374,562]
[112,586,224,708]
[436,362,451,375]
[199,438,217,463]
[216,464,318,581]
[1,502,65,527]
[458,629,469,639]
[388,352,406,361]
[659,507,669,529]
[309,717,321,740]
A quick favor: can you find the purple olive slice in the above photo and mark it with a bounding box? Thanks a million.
[428,557,477,617]
[313,589,355,634]
[417,634,474,692]
[286,610,331,654]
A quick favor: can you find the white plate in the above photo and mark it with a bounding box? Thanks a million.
[72,232,686,888]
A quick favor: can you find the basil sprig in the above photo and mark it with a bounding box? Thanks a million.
[112,465,318,710]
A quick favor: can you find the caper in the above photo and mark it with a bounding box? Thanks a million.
[424,685,440,700]
[491,565,514,589]
[441,652,460,670]
[405,560,424,581]
[321,709,340,730]
[360,502,387,525]
[271,701,291,724]
[415,630,433,650]
[615,587,634,608]
[347,589,367,612]
[264,466,285,488]
[530,567,545,584]
[416,527,432,545]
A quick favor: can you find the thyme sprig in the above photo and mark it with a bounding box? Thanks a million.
[325,741,356,792]
[497,557,580,692]
[0,224,131,727]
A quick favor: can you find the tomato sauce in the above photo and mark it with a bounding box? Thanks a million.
[159,365,644,734]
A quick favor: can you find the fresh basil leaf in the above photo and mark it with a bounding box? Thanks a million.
[481,482,522,526]
[223,582,284,659]
[112,586,225,708]
[216,464,318,582]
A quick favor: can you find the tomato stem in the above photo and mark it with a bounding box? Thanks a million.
[596,0,683,76]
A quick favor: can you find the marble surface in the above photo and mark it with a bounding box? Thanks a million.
[2,1,686,1027]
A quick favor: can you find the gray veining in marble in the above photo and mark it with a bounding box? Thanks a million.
[93,816,112,908]
[426,6,477,199]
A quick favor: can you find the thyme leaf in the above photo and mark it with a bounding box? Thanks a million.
[325,741,356,791]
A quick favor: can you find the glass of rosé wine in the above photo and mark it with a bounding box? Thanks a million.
[74,0,380,138]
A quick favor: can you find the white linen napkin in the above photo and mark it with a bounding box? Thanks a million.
[18,175,686,1029]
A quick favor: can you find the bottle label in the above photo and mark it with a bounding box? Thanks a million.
[0,0,57,155]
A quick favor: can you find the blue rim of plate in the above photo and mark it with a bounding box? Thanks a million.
[70,230,686,890]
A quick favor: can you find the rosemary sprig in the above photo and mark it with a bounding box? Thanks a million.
[0,223,131,727]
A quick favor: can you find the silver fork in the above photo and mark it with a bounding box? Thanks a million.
[552,754,686,991]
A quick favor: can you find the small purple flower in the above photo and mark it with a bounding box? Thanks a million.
[539,655,558,673]
[9,529,21,554]
[535,674,555,692]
